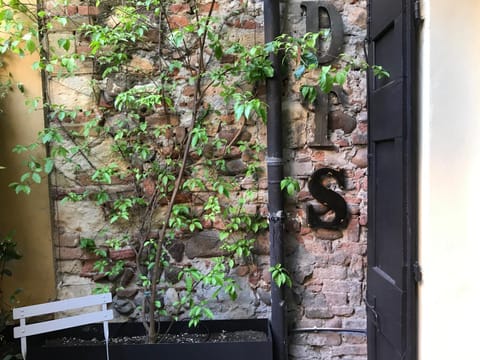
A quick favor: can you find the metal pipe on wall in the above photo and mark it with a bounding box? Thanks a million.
[264,1,287,360]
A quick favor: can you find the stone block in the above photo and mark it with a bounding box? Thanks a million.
[252,233,269,255]
[56,200,105,233]
[351,147,368,168]
[57,260,82,274]
[113,296,135,315]
[286,159,314,177]
[57,232,80,247]
[167,242,185,262]
[57,284,95,301]
[57,246,83,260]
[48,32,75,56]
[49,75,95,109]
[60,274,95,286]
[185,230,225,258]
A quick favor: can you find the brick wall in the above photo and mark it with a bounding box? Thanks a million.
[46,0,368,358]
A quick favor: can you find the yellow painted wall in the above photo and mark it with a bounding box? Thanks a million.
[0,50,56,306]
[419,0,480,358]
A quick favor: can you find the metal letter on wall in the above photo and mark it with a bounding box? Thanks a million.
[300,1,344,64]
[308,85,347,148]
[307,167,348,229]
[300,1,345,147]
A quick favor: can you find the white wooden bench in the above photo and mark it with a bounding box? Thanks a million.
[13,293,113,360]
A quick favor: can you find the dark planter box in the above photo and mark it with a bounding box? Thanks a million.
[27,319,272,360]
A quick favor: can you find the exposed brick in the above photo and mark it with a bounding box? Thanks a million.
[109,247,136,261]
[342,333,367,344]
[305,307,333,319]
[313,265,347,280]
[331,344,367,356]
[77,6,100,16]
[359,213,368,225]
[66,5,78,15]
[323,292,348,305]
[332,305,354,316]
[80,259,97,277]
[291,333,342,346]
[253,233,269,255]
[342,318,367,329]
[198,2,219,13]
[323,280,362,294]
[230,18,259,29]
[169,3,190,13]
[48,0,370,344]
[169,15,189,29]
[348,254,365,279]
[301,235,333,254]
[142,178,156,197]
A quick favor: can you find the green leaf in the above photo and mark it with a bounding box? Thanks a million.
[300,85,317,104]
[56,17,67,26]
[335,69,347,86]
[58,38,71,51]
[31,172,41,184]
[17,83,25,93]
[20,173,30,182]
[263,65,274,78]
[44,158,54,174]
[234,103,244,121]
[244,103,253,119]
[318,65,333,93]
[26,39,36,54]
[203,307,214,319]
[302,51,318,68]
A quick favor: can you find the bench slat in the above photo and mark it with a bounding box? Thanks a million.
[13,294,112,319]
[14,310,113,338]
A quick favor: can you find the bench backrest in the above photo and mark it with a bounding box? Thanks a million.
[13,293,113,360]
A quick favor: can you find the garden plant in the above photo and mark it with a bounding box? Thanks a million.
[0,0,386,345]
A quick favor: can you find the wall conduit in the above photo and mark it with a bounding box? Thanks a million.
[264,1,287,360]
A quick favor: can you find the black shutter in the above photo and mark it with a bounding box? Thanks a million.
[367,1,418,360]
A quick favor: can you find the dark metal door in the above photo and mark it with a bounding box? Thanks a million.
[367,1,418,359]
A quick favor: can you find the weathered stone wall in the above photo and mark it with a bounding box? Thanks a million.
[47,0,367,358]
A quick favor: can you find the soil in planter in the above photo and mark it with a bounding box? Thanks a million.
[46,330,267,347]
[1,331,21,359]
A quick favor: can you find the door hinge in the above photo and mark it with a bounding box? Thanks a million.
[414,0,423,26]
[412,262,422,282]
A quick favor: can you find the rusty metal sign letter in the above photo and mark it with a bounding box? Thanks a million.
[308,85,346,148]
[307,167,348,229]
[300,1,344,64]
